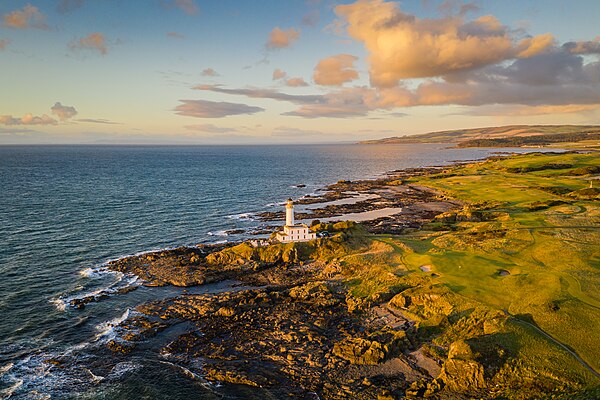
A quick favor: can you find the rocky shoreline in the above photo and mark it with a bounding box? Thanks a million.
[81,162,477,398]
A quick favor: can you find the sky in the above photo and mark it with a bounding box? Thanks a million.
[1,0,599,144]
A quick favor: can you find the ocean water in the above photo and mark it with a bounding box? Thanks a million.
[0,144,554,399]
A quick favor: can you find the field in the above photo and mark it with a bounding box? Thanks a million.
[338,151,600,397]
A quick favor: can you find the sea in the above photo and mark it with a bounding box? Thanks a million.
[0,144,557,399]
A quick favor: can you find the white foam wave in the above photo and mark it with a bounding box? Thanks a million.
[265,201,286,207]
[49,298,66,312]
[107,362,140,379]
[51,272,140,311]
[207,230,228,237]
[78,266,112,278]
[158,361,213,389]
[94,309,132,341]
[226,212,255,221]
[0,362,14,376]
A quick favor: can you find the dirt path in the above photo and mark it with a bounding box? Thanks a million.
[505,310,600,380]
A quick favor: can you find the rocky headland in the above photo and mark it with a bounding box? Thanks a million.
[82,151,600,399]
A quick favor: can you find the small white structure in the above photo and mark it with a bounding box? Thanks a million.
[276,199,317,243]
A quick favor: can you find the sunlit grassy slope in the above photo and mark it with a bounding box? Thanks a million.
[337,151,600,396]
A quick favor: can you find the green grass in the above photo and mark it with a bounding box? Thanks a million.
[336,151,600,395]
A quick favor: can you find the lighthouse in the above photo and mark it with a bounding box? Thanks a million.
[276,199,317,243]
[286,198,295,226]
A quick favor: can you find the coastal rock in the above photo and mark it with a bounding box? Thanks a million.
[333,338,387,365]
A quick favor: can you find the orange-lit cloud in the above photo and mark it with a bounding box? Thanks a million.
[70,32,108,55]
[175,99,264,118]
[563,39,600,55]
[0,113,57,126]
[273,69,287,80]
[3,4,48,29]
[271,69,308,87]
[285,77,309,87]
[0,39,8,50]
[51,102,78,121]
[313,54,359,86]
[335,0,554,86]
[266,27,300,49]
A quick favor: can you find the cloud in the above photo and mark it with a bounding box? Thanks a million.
[167,31,185,39]
[313,54,359,86]
[163,0,199,15]
[3,4,48,29]
[285,77,309,87]
[201,68,219,77]
[193,84,323,104]
[335,0,554,86]
[57,0,84,14]
[174,100,264,118]
[266,27,300,49]
[462,104,600,116]
[0,39,8,51]
[76,118,120,125]
[271,69,308,87]
[273,68,287,80]
[51,102,78,121]
[563,39,600,55]
[0,113,57,126]
[301,10,320,27]
[184,124,237,133]
[283,87,372,118]
[271,126,324,136]
[70,32,108,55]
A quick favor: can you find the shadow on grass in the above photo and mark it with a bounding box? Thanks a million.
[466,332,520,380]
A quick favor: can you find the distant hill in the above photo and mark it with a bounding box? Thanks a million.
[359,125,600,146]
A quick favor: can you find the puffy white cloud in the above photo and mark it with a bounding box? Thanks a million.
[3,4,48,29]
[313,54,359,86]
[266,27,300,49]
[335,0,554,86]
[175,100,264,118]
[70,32,108,55]
[51,102,77,121]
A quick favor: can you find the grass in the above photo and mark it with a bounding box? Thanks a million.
[333,151,600,396]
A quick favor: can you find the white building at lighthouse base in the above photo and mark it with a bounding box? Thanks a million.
[276,199,317,243]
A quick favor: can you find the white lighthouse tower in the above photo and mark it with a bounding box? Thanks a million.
[276,199,317,243]
[286,198,295,226]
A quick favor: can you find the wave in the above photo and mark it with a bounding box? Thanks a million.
[226,212,256,221]
[0,362,14,376]
[94,309,134,342]
[50,274,140,311]
[207,230,228,237]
